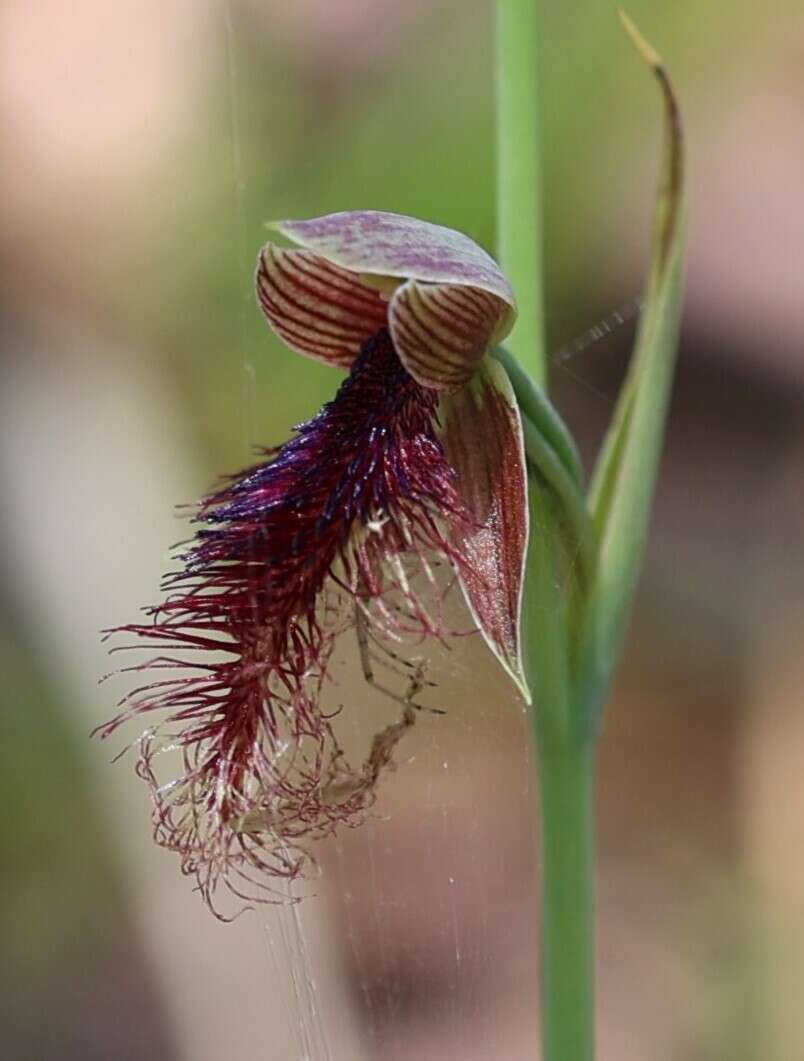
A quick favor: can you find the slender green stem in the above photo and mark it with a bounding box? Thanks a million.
[496,0,546,385]
[497,2,596,1053]
[496,11,684,1061]
[524,490,596,1061]
[535,730,596,1061]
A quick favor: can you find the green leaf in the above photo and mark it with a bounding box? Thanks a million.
[577,14,686,721]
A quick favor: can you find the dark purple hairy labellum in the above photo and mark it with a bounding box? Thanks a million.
[99,329,474,912]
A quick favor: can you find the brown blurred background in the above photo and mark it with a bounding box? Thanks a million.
[1,1,802,1058]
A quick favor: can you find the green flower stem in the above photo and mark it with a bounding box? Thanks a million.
[497,2,595,1055]
[498,6,683,1058]
[496,0,546,385]
[524,486,596,1061]
[536,731,596,1061]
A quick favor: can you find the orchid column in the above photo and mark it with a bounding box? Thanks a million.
[495,6,686,1061]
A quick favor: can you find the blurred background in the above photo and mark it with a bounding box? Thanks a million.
[1,1,802,1058]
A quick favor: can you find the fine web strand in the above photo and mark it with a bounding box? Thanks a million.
[550,296,644,406]
[223,0,257,443]
[333,837,379,1046]
[538,297,646,587]
[222,4,331,1057]
[552,296,643,365]
[279,878,334,1061]
[290,894,335,1061]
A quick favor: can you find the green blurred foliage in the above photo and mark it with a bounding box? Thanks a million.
[0,613,172,1057]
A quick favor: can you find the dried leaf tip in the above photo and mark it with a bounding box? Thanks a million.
[618,10,663,70]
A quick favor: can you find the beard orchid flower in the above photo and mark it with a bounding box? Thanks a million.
[101,211,529,912]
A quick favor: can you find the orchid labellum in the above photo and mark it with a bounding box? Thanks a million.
[101,211,529,910]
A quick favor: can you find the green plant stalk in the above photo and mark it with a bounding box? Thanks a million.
[496,0,546,385]
[536,732,596,1061]
[523,487,595,1061]
[498,8,685,1058]
[497,1,596,1055]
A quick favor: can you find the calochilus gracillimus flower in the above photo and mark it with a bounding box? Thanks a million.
[99,210,529,913]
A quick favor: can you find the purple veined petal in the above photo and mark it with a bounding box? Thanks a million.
[271,211,516,317]
[255,242,388,368]
[388,279,509,390]
[440,359,531,703]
